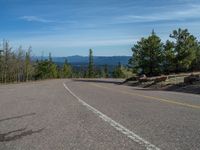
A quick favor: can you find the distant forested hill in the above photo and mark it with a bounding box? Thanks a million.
[33,56,131,66]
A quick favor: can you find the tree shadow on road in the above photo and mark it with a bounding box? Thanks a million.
[0,127,44,142]
[0,113,36,123]
[73,79,200,95]
[73,79,124,85]
[132,85,200,95]
[0,113,44,142]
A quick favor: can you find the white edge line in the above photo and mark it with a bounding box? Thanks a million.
[63,83,160,150]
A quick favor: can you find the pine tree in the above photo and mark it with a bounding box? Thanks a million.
[170,28,198,72]
[112,62,124,78]
[48,52,58,78]
[25,46,32,81]
[163,40,176,74]
[129,31,163,76]
[191,45,200,71]
[0,48,4,82]
[16,46,25,82]
[88,49,94,78]
[62,59,72,78]
[3,41,12,83]
[104,64,109,78]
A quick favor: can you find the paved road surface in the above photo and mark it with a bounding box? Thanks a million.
[0,79,200,150]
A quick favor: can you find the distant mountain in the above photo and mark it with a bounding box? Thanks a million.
[33,55,131,66]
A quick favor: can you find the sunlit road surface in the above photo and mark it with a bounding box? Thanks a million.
[0,79,200,150]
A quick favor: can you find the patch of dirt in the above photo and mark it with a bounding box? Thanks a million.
[123,79,200,95]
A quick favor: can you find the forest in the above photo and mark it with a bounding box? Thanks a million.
[129,28,200,76]
[0,28,200,84]
[0,43,129,83]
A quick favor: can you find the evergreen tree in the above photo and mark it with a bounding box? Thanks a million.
[112,62,125,78]
[49,52,52,63]
[0,48,4,82]
[163,40,176,74]
[3,40,12,83]
[170,28,198,72]
[62,59,72,78]
[48,53,58,78]
[25,46,32,81]
[191,44,200,71]
[129,31,163,76]
[88,49,94,78]
[35,60,49,79]
[34,53,58,80]
[49,63,58,78]
[16,46,25,82]
[104,64,109,78]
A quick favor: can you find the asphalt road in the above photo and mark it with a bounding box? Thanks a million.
[0,79,200,150]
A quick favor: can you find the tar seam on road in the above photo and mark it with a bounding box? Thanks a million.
[63,83,160,150]
[91,83,200,110]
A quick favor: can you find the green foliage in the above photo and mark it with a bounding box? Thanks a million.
[0,41,74,83]
[16,46,25,82]
[49,63,58,78]
[103,64,109,78]
[34,59,58,79]
[25,47,33,81]
[191,45,200,71]
[121,67,134,78]
[1,27,200,83]
[61,59,72,78]
[0,41,15,83]
[170,28,198,72]
[130,31,163,76]
[99,64,109,78]
[163,40,176,74]
[112,62,125,78]
[129,28,200,76]
[35,60,50,79]
[88,49,94,78]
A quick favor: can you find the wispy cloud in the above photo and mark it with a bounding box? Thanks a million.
[2,0,200,56]
[114,4,200,24]
[19,16,53,23]
[11,35,136,48]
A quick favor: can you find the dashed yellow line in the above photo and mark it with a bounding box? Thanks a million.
[91,83,200,109]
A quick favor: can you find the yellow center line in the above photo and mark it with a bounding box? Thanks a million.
[91,83,200,109]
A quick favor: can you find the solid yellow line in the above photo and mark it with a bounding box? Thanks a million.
[91,83,200,109]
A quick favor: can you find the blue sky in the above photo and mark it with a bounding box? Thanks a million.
[0,0,200,56]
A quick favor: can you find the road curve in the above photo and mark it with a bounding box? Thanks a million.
[0,79,200,150]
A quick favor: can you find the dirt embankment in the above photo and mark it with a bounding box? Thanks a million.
[123,72,200,95]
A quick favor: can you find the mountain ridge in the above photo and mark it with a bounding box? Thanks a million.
[33,55,131,66]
